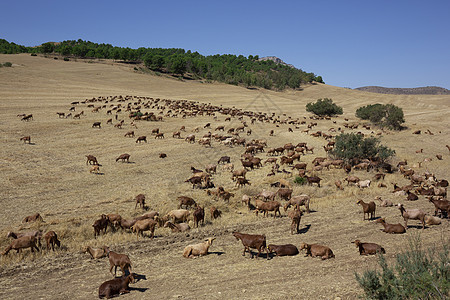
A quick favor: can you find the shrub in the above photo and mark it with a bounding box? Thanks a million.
[355,235,449,299]
[306,98,343,117]
[63,57,69,61]
[3,62,12,67]
[294,176,307,185]
[331,133,395,164]
[356,104,405,130]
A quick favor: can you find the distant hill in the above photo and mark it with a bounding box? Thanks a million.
[355,86,450,95]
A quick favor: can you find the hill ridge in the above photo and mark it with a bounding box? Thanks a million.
[355,85,450,95]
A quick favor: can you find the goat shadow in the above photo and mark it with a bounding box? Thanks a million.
[298,224,311,234]
[406,225,428,230]
[208,251,225,256]
[246,251,272,260]
[92,172,105,176]
[129,287,148,293]
[25,142,36,145]
[133,273,147,282]
[369,216,382,221]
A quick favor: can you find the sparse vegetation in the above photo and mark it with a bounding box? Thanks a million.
[331,133,395,163]
[356,104,405,130]
[294,176,307,185]
[306,98,343,117]
[0,62,12,67]
[355,236,449,299]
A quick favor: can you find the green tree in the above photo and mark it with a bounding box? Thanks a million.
[306,98,343,116]
[40,42,55,53]
[331,133,395,163]
[356,104,405,130]
[169,56,186,75]
[384,104,405,130]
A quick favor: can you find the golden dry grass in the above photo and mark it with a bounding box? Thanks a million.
[0,54,449,299]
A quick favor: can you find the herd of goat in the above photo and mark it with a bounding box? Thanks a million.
[10,94,449,298]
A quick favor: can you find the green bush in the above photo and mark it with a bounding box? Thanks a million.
[356,104,405,130]
[331,133,395,163]
[3,62,12,67]
[31,53,37,56]
[306,98,343,117]
[63,57,70,61]
[355,236,449,299]
[294,176,307,185]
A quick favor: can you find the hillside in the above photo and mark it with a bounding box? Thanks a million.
[355,85,450,95]
[0,39,323,90]
[0,54,449,299]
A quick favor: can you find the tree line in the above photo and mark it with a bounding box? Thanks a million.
[0,39,324,90]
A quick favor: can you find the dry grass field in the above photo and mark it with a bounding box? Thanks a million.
[0,54,449,299]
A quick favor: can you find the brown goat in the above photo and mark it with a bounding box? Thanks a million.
[83,246,107,259]
[134,194,146,209]
[193,205,205,227]
[183,238,215,258]
[136,136,147,143]
[104,246,132,277]
[305,176,321,187]
[20,136,31,144]
[376,218,406,234]
[177,196,196,209]
[124,131,135,137]
[2,236,39,255]
[167,209,190,223]
[22,213,44,223]
[164,221,190,232]
[90,165,101,174]
[86,155,99,165]
[276,188,293,201]
[288,208,302,235]
[429,197,450,217]
[424,215,442,226]
[284,194,310,213]
[232,232,269,259]
[352,240,385,255]
[116,153,130,163]
[131,218,157,239]
[268,244,299,256]
[335,180,344,190]
[93,215,109,237]
[345,176,360,185]
[356,199,376,220]
[375,196,393,207]
[255,199,281,218]
[236,177,251,187]
[398,204,426,229]
[299,243,334,260]
[210,206,222,219]
[7,230,43,248]
[99,273,135,299]
[43,231,61,251]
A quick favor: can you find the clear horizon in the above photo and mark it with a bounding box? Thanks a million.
[1,0,449,89]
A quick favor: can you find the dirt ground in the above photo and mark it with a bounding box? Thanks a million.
[0,54,448,299]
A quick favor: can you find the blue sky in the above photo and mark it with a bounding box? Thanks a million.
[1,0,449,89]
